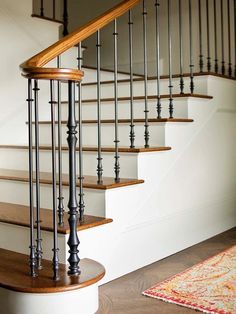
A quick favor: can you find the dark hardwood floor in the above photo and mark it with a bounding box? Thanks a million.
[97,228,236,314]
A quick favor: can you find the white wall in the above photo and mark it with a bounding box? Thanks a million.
[0,0,59,144]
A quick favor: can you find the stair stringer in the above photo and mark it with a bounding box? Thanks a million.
[75,76,236,283]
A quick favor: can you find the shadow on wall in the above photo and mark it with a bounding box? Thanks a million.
[67,0,235,76]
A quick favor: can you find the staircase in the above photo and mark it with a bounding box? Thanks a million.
[0,0,236,313]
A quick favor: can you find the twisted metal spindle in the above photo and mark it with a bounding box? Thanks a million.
[221,0,225,75]
[113,19,120,182]
[189,0,194,93]
[50,80,60,281]
[214,0,219,73]
[96,30,103,184]
[198,0,204,72]
[227,0,232,76]
[27,79,37,278]
[168,0,174,118]
[33,80,43,270]
[206,0,211,72]
[143,0,150,147]
[155,1,162,117]
[57,56,64,226]
[67,81,80,276]
[128,10,135,148]
[179,0,184,94]
[77,43,85,222]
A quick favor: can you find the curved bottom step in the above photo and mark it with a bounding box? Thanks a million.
[0,249,105,314]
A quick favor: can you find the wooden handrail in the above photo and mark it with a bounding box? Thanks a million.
[20,0,142,81]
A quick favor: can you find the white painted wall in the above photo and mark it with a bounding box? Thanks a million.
[0,0,59,145]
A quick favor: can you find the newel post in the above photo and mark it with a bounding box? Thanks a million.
[67,80,80,275]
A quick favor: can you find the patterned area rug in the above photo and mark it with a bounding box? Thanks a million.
[143,246,236,314]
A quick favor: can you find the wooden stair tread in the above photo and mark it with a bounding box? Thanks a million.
[0,145,171,153]
[37,118,194,125]
[82,71,235,86]
[0,202,112,234]
[0,248,105,293]
[0,169,144,190]
[61,93,213,104]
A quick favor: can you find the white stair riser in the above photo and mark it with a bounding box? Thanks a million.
[0,180,105,217]
[0,223,67,263]
[38,123,166,147]
[60,98,188,120]
[80,76,208,100]
[0,149,139,178]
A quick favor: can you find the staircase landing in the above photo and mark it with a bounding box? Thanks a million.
[0,248,105,293]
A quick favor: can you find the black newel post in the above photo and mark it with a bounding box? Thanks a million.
[67,81,80,276]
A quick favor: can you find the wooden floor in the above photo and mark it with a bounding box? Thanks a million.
[97,228,236,314]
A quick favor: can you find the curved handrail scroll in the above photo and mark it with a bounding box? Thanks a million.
[20,0,142,81]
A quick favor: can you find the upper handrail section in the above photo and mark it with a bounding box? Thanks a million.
[20,0,142,81]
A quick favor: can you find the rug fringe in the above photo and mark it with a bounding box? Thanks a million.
[142,292,219,314]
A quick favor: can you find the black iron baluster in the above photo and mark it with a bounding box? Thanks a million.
[57,56,64,226]
[96,30,103,184]
[189,0,194,93]
[179,0,184,94]
[206,0,211,72]
[33,80,42,270]
[155,1,162,117]
[143,0,150,147]
[63,0,68,36]
[53,0,56,20]
[40,0,44,17]
[198,0,204,72]
[50,80,60,281]
[214,0,219,73]
[67,81,80,276]
[167,0,174,118]
[128,10,135,148]
[77,43,85,222]
[113,19,120,182]
[221,0,225,75]
[27,79,37,278]
[228,0,232,76]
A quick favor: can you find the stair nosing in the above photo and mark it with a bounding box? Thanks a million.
[0,169,144,190]
[0,145,172,154]
[35,118,194,125]
[60,93,213,105]
[0,202,112,234]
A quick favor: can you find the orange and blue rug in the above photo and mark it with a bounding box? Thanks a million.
[143,245,236,314]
